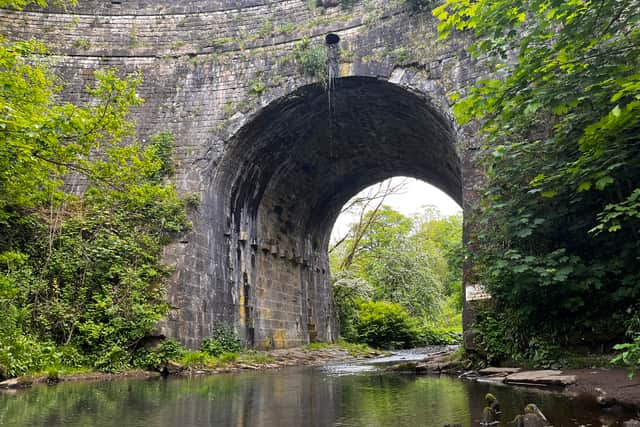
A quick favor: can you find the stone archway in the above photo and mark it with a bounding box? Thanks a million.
[203,76,462,349]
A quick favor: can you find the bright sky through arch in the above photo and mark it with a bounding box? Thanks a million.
[331,176,463,242]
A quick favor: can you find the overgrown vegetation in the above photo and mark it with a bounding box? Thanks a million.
[330,183,463,349]
[0,30,191,377]
[433,0,640,369]
[294,37,327,82]
[201,325,242,357]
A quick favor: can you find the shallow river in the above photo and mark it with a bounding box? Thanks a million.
[0,349,635,426]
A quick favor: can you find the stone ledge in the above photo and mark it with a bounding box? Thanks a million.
[504,370,577,386]
[478,367,521,375]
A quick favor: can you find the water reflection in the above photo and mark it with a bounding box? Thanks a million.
[0,367,634,427]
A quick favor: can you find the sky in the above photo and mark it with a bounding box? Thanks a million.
[330,176,462,242]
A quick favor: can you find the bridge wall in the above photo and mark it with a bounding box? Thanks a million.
[1,0,486,349]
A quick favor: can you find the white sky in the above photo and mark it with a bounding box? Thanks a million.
[330,176,462,242]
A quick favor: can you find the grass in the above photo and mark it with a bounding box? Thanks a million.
[178,351,241,368]
[179,351,220,368]
[305,342,331,351]
[239,351,276,364]
[30,365,95,379]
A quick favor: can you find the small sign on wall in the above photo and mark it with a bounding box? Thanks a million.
[466,284,491,301]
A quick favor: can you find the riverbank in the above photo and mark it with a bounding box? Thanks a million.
[0,343,384,390]
[385,348,640,412]
[2,343,639,414]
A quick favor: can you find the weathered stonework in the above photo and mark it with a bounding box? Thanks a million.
[1,0,486,349]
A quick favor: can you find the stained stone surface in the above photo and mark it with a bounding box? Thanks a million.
[1,0,488,348]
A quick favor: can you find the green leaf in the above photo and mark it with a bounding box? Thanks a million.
[611,105,621,117]
[595,176,614,190]
[577,181,592,192]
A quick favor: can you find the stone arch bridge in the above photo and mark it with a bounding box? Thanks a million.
[1,0,486,349]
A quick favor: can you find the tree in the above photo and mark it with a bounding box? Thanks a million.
[433,0,640,357]
[412,210,463,298]
[332,205,444,319]
[332,271,374,342]
[330,178,409,270]
[0,31,190,376]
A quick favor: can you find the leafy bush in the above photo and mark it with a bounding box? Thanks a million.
[473,311,525,365]
[415,327,461,346]
[136,338,186,370]
[294,37,326,81]
[612,337,640,378]
[526,338,565,369]
[612,309,640,377]
[355,301,417,349]
[0,36,190,377]
[332,271,373,342]
[305,342,331,351]
[435,0,640,362]
[219,352,239,363]
[201,325,242,357]
[156,339,186,362]
[180,351,217,368]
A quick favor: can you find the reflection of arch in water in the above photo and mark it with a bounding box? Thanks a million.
[207,77,462,349]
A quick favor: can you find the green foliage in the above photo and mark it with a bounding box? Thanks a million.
[0,34,190,377]
[332,271,373,341]
[612,309,640,377]
[179,351,219,368]
[345,206,447,319]
[414,327,461,346]
[157,339,185,362]
[239,351,276,364]
[612,338,640,378]
[294,37,327,82]
[335,339,376,357]
[305,342,331,350]
[201,325,242,357]
[136,338,186,370]
[331,202,462,347]
[354,301,417,349]
[0,0,75,9]
[434,0,640,361]
[473,311,523,365]
[248,78,266,96]
[219,352,239,363]
[150,131,176,178]
[526,338,565,370]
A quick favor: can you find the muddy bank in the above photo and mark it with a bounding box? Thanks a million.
[566,368,640,408]
[386,348,640,411]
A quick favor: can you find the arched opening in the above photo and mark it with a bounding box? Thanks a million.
[329,177,463,348]
[208,77,461,349]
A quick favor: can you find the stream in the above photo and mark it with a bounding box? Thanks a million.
[0,348,635,426]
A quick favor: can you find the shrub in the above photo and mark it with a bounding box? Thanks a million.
[415,327,462,346]
[157,338,185,362]
[305,342,330,351]
[219,352,239,363]
[612,309,640,377]
[180,351,215,367]
[135,338,186,370]
[332,271,373,342]
[201,325,242,357]
[294,37,326,81]
[355,301,417,349]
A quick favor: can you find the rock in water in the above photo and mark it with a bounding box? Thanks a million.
[511,403,551,427]
[481,406,498,425]
[512,414,548,427]
[485,393,501,414]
